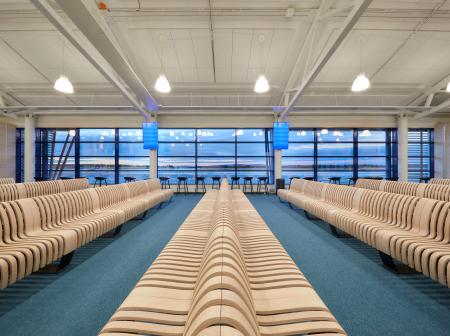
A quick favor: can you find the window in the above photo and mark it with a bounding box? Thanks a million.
[408,129,434,182]
[282,128,397,183]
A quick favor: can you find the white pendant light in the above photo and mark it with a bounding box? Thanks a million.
[54,75,74,94]
[446,81,450,92]
[254,75,270,93]
[351,73,370,92]
[321,128,328,135]
[360,129,372,137]
[155,74,171,93]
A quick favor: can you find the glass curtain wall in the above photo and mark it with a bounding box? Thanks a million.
[408,129,434,181]
[283,128,398,183]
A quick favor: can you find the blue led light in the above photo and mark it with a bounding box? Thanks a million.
[143,122,159,149]
[273,122,289,149]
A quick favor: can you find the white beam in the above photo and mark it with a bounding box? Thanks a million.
[406,75,450,106]
[55,0,158,114]
[280,0,373,120]
[24,115,35,182]
[397,114,408,181]
[414,99,450,120]
[30,0,151,119]
[319,1,355,21]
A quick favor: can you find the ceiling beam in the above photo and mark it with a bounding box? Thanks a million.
[406,75,450,106]
[414,99,450,120]
[30,0,152,119]
[280,0,373,120]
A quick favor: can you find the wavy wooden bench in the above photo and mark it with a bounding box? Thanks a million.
[0,179,173,288]
[278,179,450,287]
[0,177,15,185]
[0,178,90,202]
[100,180,346,336]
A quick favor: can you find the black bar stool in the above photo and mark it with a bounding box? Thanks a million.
[328,177,341,184]
[243,177,253,192]
[257,177,268,194]
[348,177,358,185]
[231,177,240,189]
[289,176,300,189]
[195,176,206,193]
[211,176,221,189]
[94,177,108,187]
[419,177,430,183]
[60,177,73,180]
[124,176,136,183]
[304,176,315,181]
[159,176,170,189]
[177,176,188,194]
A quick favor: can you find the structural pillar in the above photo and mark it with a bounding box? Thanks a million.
[398,114,408,181]
[24,114,35,182]
[274,149,282,181]
[149,149,157,179]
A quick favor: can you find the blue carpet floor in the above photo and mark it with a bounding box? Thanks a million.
[0,194,449,336]
[248,194,450,336]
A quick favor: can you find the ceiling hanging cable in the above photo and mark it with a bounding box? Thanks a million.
[155,35,171,93]
[351,34,370,92]
[54,39,74,94]
[208,0,217,83]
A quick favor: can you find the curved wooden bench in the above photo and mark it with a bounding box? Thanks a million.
[0,179,173,289]
[0,177,15,185]
[430,178,450,185]
[278,179,450,288]
[356,178,450,202]
[101,180,346,335]
[0,178,90,202]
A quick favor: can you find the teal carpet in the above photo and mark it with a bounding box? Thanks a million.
[248,194,450,336]
[0,194,449,335]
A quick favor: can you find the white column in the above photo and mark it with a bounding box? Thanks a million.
[274,149,282,181]
[24,114,35,182]
[398,114,408,181]
[149,149,157,179]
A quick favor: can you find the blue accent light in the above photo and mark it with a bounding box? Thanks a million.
[143,122,159,149]
[273,122,289,149]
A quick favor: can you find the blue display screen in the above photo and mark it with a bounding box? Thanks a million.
[273,122,289,149]
[143,122,158,150]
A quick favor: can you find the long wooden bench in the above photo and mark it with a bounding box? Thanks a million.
[355,178,450,202]
[278,179,450,287]
[0,178,90,202]
[0,179,173,289]
[100,180,346,336]
[0,178,15,185]
[430,178,450,185]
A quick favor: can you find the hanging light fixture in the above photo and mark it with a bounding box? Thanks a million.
[352,73,370,92]
[351,35,370,92]
[321,129,328,135]
[447,81,450,92]
[54,75,74,94]
[155,74,171,93]
[360,129,372,137]
[54,40,74,94]
[254,75,270,93]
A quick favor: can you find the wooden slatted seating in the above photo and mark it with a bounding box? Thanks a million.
[356,178,450,202]
[0,177,15,185]
[100,180,346,335]
[278,179,450,288]
[430,178,450,185]
[0,178,90,202]
[0,179,173,289]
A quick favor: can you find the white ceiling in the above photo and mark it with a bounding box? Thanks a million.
[0,0,449,113]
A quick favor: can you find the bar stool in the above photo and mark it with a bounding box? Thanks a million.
[195,176,206,193]
[94,177,108,187]
[289,176,300,189]
[257,177,268,194]
[177,176,188,194]
[211,176,221,189]
[419,177,430,184]
[348,177,358,185]
[328,177,341,184]
[243,177,253,192]
[124,176,136,183]
[60,177,73,180]
[159,176,170,189]
[304,176,315,181]
[231,176,240,189]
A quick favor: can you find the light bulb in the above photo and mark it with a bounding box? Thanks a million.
[254,75,270,93]
[300,131,306,136]
[351,73,370,92]
[360,129,371,137]
[154,74,171,93]
[321,129,328,135]
[69,130,76,137]
[54,75,74,94]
